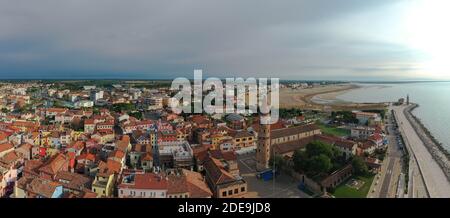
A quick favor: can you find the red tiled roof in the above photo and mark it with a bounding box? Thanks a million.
[84,119,95,125]
[204,157,236,185]
[167,174,189,194]
[271,124,320,139]
[38,153,69,176]
[47,108,67,113]
[27,177,62,198]
[0,151,20,166]
[314,135,356,150]
[0,142,13,153]
[77,152,96,162]
[209,150,237,161]
[272,136,315,155]
[98,159,122,176]
[0,131,10,141]
[142,152,153,161]
[183,169,212,198]
[369,133,383,142]
[119,173,168,190]
[69,141,85,150]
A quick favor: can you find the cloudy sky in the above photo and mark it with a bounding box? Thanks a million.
[0,0,448,80]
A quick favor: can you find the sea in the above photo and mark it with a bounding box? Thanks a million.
[335,82,450,152]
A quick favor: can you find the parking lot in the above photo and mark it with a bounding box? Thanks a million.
[237,152,311,198]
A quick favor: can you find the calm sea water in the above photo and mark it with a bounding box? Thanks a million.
[336,82,450,152]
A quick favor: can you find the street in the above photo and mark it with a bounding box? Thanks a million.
[368,109,405,198]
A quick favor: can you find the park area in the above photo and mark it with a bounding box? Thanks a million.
[331,174,375,198]
[318,124,350,137]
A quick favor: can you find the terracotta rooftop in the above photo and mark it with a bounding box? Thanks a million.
[315,135,356,150]
[204,157,236,185]
[0,151,20,167]
[38,153,69,176]
[119,173,168,190]
[183,169,213,198]
[0,142,13,153]
[27,177,62,198]
[55,171,91,191]
[271,124,320,139]
[272,136,315,155]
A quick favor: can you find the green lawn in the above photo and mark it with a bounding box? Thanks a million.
[332,174,375,198]
[318,124,350,137]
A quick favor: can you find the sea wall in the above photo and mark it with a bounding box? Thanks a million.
[404,104,450,181]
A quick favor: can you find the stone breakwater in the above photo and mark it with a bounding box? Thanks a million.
[405,104,450,182]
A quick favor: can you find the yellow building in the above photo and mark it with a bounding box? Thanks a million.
[70,131,84,141]
[92,173,116,197]
[230,131,255,149]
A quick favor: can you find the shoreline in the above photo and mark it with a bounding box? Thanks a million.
[405,104,450,181]
[280,84,387,111]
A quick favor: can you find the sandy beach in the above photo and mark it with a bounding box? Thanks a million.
[280,84,387,111]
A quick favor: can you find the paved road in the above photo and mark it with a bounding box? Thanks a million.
[392,105,450,197]
[379,157,395,197]
[369,111,404,198]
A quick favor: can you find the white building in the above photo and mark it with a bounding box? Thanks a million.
[144,96,163,110]
[352,111,381,126]
[12,88,27,96]
[83,85,96,90]
[351,126,376,140]
[159,141,194,169]
[74,100,94,108]
[91,90,104,101]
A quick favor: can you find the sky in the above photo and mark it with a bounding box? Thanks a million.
[0,0,449,80]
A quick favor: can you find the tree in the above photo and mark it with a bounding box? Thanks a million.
[352,156,369,176]
[293,150,308,172]
[306,141,333,159]
[112,103,136,113]
[129,111,143,120]
[308,154,332,176]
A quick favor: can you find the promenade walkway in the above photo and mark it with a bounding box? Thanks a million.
[392,105,450,197]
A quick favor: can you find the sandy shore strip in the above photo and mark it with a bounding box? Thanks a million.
[280,84,386,111]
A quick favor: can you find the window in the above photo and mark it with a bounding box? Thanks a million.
[120,190,123,195]
[228,190,232,196]
[241,187,245,192]
[222,191,227,197]
[234,189,238,194]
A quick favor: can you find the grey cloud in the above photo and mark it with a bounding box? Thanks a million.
[0,0,421,79]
